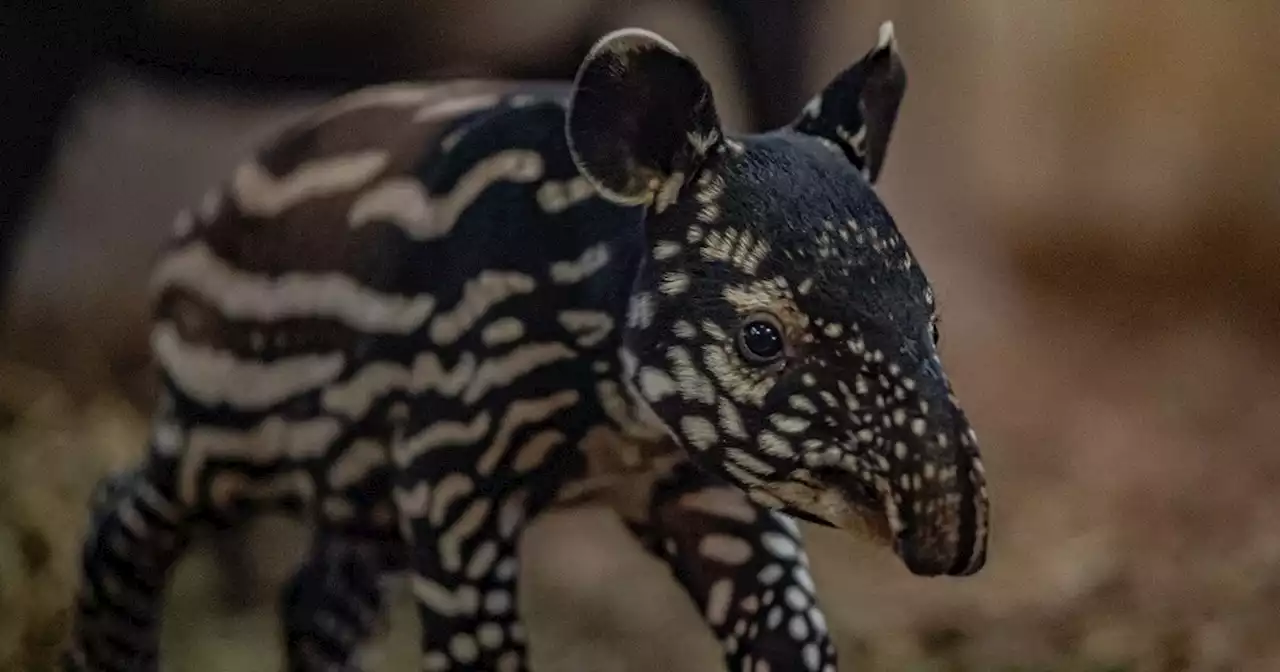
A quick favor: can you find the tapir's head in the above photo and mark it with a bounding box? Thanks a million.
[566,23,989,577]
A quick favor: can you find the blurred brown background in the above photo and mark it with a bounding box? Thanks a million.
[2,1,1279,670]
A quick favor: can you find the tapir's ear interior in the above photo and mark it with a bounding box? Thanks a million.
[567,28,723,208]
[791,21,907,183]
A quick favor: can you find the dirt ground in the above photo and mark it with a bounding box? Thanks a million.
[3,4,1280,669]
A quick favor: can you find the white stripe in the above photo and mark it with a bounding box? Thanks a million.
[412,94,503,123]
[348,150,544,240]
[231,151,390,217]
[152,242,436,334]
[321,351,477,419]
[153,322,344,410]
[462,343,576,404]
[179,416,340,504]
[207,470,315,511]
[395,411,492,467]
[550,243,610,285]
[556,310,613,348]
[308,83,435,124]
[328,439,389,490]
[476,391,580,475]
[413,576,459,617]
[429,271,536,345]
[323,340,571,420]
[307,80,508,128]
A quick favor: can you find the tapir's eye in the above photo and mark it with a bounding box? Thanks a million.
[737,314,786,364]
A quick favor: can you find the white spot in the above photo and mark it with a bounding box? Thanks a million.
[667,346,717,404]
[171,210,195,237]
[789,395,819,414]
[327,439,387,490]
[678,487,758,524]
[422,651,450,672]
[536,175,596,214]
[804,643,822,670]
[481,317,526,346]
[660,271,691,296]
[699,534,753,565]
[494,557,518,581]
[198,187,223,221]
[811,608,827,635]
[477,622,505,650]
[767,606,784,629]
[680,415,719,450]
[717,398,749,439]
[484,590,512,615]
[638,367,678,402]
[758,563,784,585]
[727,447,776,476]
[626,292,655,329]
[412,576,458,617]
[705,578,733,626]
[395,482,431,518]
[793,566,817,593]
[785,586,809,610]
[700,228,737,263]
[770,415,810,435]
[448,633,479,664]
[653,240,683,260]
[802,94,822,119]
[761,532,799,560]
[758,431,796,459]
[557,310,614,348]
[653,170,686,213]
[465,542,499,581]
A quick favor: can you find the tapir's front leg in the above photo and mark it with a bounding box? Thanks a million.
[622,462,838,672]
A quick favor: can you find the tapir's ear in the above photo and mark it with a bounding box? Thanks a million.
[791,21,907,183]
[567,28,723,208]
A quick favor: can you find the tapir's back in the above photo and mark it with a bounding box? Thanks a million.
[145,79,638,416]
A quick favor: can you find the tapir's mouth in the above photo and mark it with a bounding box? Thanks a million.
[781,456,988,578]
[764,467,896,546]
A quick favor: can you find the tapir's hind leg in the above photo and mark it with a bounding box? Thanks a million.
[280,531,406,672]
[64,388,328,672]
[64,458,191,672]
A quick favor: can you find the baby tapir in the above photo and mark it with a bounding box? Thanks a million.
[65,19,989,672]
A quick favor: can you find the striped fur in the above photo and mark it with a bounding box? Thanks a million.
[65,21,989,672]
